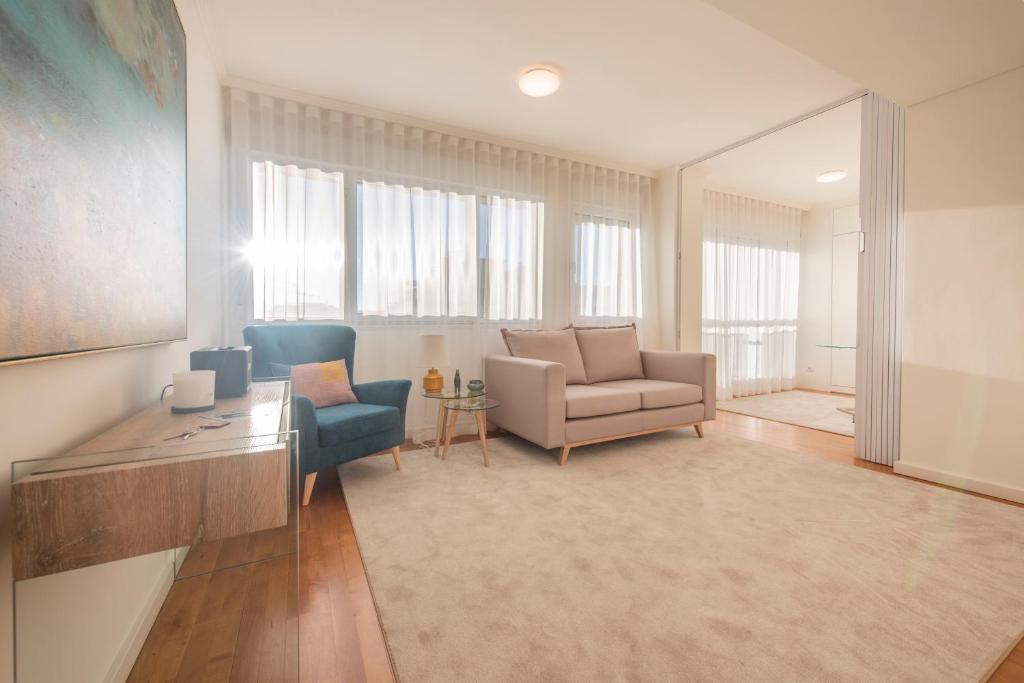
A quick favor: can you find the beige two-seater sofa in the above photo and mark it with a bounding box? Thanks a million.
[485,325,716,465]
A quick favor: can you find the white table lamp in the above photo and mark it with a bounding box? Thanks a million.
[419,334,449,392]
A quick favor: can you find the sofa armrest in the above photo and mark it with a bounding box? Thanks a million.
[291,394,321,475]
[641,351,716,420]
[484,355,566,449]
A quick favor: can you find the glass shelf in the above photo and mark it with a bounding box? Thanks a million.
[444,397,500,412]
[422,389,486,400]
[816,344,856,350]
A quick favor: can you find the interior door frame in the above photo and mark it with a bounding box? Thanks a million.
[672,89,909,465]
[673,90,868,353]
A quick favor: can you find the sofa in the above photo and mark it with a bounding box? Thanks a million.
[243,324,411,504]
[485,325,715,465]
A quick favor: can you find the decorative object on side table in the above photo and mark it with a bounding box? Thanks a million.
[467,379,485,395]
[453,369,462,395]
[419,334,449,392]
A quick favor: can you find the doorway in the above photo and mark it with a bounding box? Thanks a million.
[682,98,862,437]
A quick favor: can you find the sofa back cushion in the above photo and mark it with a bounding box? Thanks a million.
[573,324,644,383]
[500,326,588,384]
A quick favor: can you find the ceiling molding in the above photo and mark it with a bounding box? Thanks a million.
[222,76,659,178]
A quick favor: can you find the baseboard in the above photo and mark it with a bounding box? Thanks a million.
[894,461,1024,504]
[105,554,175,683]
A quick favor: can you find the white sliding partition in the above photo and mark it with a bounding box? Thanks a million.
[855,93,905,466]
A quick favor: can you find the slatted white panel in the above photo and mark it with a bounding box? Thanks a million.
[855,94,905,466]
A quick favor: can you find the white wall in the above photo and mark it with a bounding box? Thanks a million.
[796,202,858,392]
[677,166,706,352]
[0,0,225,679]
[894,66,1024,503]
[796,205,834,390]
[654,166,679,351]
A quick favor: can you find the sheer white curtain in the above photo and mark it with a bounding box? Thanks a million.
[702,190,801,401]
[357,181,477,318]
[226,88,659,437]
[573,214,642,320]
[250,162,344,321]
[484,196,543,321]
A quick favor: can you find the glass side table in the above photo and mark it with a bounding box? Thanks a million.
[440,397,500,467]
[422,390,485,456]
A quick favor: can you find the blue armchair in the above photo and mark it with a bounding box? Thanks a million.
[243,324,412,505]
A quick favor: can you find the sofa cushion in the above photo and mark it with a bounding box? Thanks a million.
[564,384,641,419]
[316,402,400,447]
[573,324,644,383]
[286,360,359,408]
[501,326,588,384]
[592,379,702,410]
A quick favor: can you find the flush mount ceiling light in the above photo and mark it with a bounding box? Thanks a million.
[816,169,848,184]
[518,67,561,97]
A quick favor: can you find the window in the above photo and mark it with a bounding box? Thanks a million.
[250,162,345,321]
[701,190,801,400]
[357,181,478,318]
[481,196,544,321]
[572,214,642,320]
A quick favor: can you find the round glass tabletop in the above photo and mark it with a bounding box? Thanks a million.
[422,389,486,400]
[443,397,500,412]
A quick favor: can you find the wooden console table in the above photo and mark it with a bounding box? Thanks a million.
[11,381,293,581]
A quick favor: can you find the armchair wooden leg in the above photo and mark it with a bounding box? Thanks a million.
[559,445,572,466]
[391,446,402,471]
[302,473,317,507]
[694,422,704,438]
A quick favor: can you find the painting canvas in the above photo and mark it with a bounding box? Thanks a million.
[0,0,186,362]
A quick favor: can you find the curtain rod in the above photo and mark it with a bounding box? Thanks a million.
[224,76,660,179]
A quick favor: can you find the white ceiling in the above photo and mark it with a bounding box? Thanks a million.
[703,0,1024,106]
[696,98,861,209]
[201,0,861,173]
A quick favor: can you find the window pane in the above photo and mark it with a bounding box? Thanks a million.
[484,196,544,321]
[572,215,641,320]
[250,162,344,321]
[357,181,477,318]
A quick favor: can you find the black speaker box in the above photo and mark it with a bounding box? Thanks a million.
[190,346,252,398]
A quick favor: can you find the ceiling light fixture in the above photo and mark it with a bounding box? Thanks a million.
[518,67,560,97]
[816,169,848,183]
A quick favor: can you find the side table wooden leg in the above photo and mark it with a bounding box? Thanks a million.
[434,403,447,458]
[475,411,490,467]
[442,409,459,460]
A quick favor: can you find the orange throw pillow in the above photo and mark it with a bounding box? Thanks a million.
[289,360,358,408]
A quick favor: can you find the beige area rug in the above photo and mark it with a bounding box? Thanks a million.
[339,432,1024,682]
[719,389,856,436]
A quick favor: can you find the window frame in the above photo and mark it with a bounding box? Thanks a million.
[245,152,547,327]
[570,209,643,324]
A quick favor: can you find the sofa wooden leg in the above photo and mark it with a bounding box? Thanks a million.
[694,423,704,438]
[302,473,317,507]
[391,446,402,471]
[559,445,572,466]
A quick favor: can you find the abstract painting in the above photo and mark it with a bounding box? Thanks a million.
[0,0,186,362]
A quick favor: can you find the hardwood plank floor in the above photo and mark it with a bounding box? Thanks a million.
[130,417,1024,682]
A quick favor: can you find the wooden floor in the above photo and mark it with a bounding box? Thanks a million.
[130,415,1024,682]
